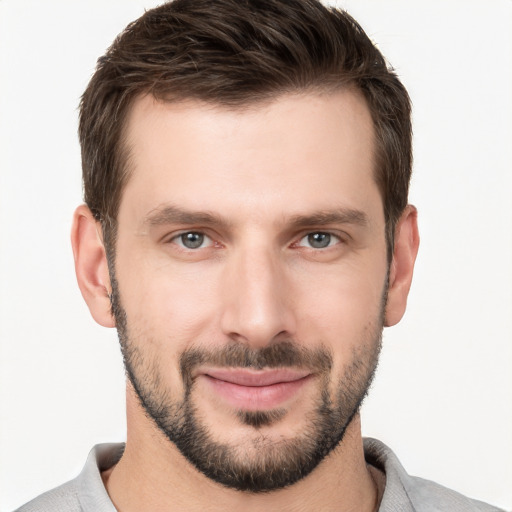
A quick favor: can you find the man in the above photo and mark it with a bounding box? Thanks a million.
[15,0,504,511]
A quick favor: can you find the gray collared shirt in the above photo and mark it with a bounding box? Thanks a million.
[15,438,505,511]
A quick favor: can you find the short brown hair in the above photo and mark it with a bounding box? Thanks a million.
[79,0,412,258]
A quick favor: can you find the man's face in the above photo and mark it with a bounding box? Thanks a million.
[112,91,389,491]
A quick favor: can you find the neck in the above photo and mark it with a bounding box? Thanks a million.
[104,392,379,512]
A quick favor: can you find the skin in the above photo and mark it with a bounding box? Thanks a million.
[71,90,419,512]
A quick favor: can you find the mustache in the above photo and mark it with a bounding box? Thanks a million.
[180,340,332,386]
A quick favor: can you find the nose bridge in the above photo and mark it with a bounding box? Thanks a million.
[220,238,295,347]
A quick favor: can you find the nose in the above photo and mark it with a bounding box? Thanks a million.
[219,245,297,348]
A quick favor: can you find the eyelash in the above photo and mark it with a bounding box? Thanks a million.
[170,231,215,250]
[167,230,345,251]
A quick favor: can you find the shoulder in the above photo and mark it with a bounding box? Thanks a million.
[363,438,505,512]
[13,443,123,512]
[404,474,504,512]
[14,479,81,512]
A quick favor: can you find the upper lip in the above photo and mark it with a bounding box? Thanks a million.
[200,368,311,387]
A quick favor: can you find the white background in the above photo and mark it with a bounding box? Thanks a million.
[1,1,511,510]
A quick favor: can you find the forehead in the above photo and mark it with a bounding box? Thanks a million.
[120,90,380,225]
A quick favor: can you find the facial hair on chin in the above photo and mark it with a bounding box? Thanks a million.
[110,275,384,493]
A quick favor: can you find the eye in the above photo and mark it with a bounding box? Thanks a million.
[173,231,212,249]
[298,232,340,249]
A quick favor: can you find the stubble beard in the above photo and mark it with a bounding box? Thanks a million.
[110,276,385,493]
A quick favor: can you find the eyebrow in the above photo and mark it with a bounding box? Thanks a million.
[287,209,369,229]
[144,204,369,230]
[144,205,232,229]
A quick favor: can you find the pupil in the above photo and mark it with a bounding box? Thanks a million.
[308,232,330,248]
[182,232,204,249]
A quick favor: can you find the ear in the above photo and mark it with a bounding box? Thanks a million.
[71,204,115,328]
[384,205,420,327]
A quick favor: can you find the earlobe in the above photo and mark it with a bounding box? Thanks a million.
[384,205,420,327]
[71,204,115,328]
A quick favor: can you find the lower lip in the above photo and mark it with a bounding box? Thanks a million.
[202,375,311,410]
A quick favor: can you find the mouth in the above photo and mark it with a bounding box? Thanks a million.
[198,368,313,411]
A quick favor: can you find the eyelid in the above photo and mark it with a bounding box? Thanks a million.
[161,228,205,241]
[166,230,213,248]
[293,230,347,249]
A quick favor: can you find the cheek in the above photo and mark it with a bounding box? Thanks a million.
[293,260,387,352]
[115,248,222,347]
[114,258,225,394]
